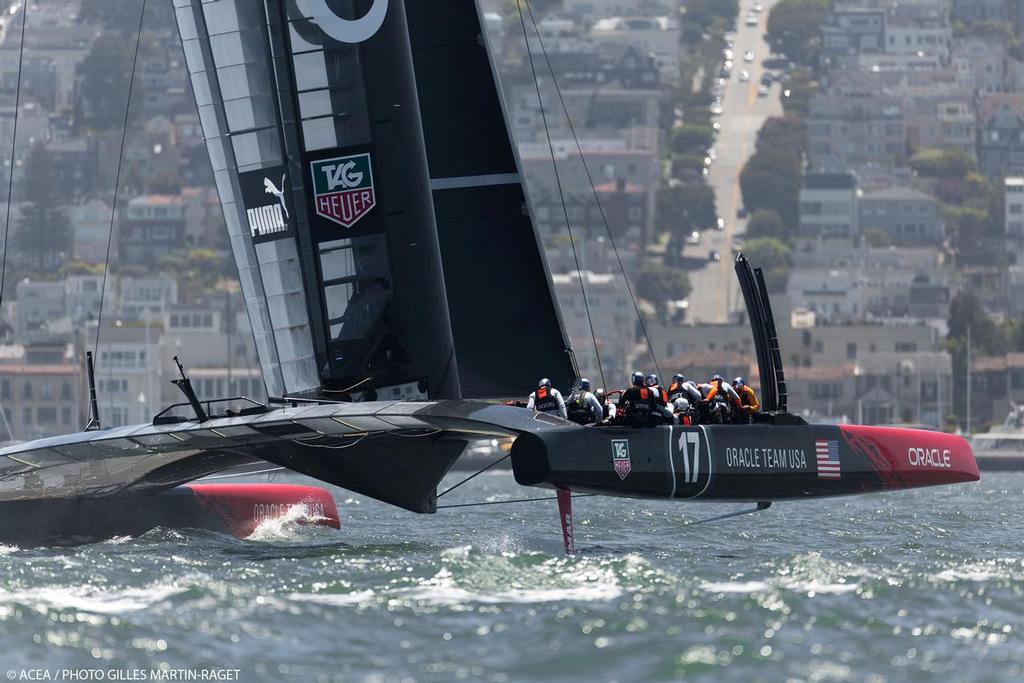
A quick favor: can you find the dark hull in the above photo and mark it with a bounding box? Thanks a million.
[0,402,979,523]
[974,452,1024,471]
[511,422,980,500]
[0,483,340,548]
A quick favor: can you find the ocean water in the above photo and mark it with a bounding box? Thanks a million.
[0,471,1021,682]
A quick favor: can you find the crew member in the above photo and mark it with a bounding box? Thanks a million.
[703,374,728,402]
[668,374,687,402]
[700,374,739,423]
[595,388,616,423]
[733,377,760,417]
[527,378,567,419]
[646,374,672,424]
[565,378,603,425]
[673,397,692,425]
[619,371,656,427]
[679,377,703,403]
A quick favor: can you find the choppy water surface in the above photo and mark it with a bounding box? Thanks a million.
[0,471,1021,682]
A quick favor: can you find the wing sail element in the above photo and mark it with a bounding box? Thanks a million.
[405,0,577,397]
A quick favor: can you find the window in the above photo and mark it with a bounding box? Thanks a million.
[0,380,8,400]
[37,407,57,424]
[810,382,842,400]
[22,383,32,400]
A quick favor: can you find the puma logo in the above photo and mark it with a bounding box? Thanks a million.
[263,174,289,219]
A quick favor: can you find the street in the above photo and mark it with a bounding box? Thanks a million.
[682,0,783,324]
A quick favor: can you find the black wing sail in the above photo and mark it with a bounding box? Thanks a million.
[176,0,461,400]
[405,0,578,398]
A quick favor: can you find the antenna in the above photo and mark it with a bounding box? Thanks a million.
[84,351,102,431]
[171,355,208,422]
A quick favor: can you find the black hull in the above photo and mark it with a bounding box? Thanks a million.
[511,422,979,500]
[0,402,978,520]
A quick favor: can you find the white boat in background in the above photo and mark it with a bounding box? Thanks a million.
[969,406,1024,470]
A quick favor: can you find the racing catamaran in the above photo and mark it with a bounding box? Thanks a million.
[0,0,978,549]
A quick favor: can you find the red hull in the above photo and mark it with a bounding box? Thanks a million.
[186,484,341,538]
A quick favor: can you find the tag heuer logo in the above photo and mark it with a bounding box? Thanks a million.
[611,439,631,480]
[311,153,376,228]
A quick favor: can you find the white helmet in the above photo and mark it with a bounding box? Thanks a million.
[673,397,690,413]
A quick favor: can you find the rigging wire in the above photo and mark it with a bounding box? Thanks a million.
[436,453,511,498]
[521,0,664,382]
[94,0,148,359]
[0,0,29,316]
[516,0,606,390]
[202,466,286,481]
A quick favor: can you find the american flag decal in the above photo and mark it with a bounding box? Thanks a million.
[815,439,841,479]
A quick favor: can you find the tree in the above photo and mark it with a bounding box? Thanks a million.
[13,143,71,270]
[671,125,714,156]
[58,261,104,277]
[766,0,830,66]
[655,183,717,236]
[740,146,802,227]
[948,291,1007,353]
[77,35,134,130]
[862,227,892,248]
[78,0,142,31]
[933,171,990,207]
[160,248,229,302]
[742,238,791,293]
[669,155,707,182]
[683,0,740,28]
[943,205,988,253]
[780,67,818,117]
[909,148,975,179]
[947,290,1010,429]
[756,115,806,156]
[746,209,796,243]
[636,263,692,317]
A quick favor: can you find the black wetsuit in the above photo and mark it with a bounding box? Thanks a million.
[620,387,668,427]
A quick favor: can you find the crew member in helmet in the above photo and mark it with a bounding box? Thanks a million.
[645,374,673,424]
[619,371,652,426]
[700,373,739,423]
[594,387,616,423]
[704,373,740,407]
[673,397,692,425]
[527,378,567,419]
[668,374,688,402]
[646,374,670,405]
[565,378,603,425]
[732,377,760,421]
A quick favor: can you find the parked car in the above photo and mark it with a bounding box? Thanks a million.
[743,50,755,63]
[739,69,751,82]
[737,206,749,218]
[757,84,769,97]
[716,217,726,231]
[708,250,721,262]
[685,230,701,245]
[745,12,758,26]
